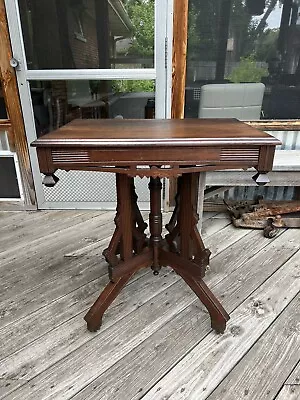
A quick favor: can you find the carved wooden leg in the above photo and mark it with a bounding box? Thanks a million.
[179,173,211,276]
[163,172,230,333]
[165,177,181,252]
[84,273,134,332]
[84,173,135,331]
[131,178,148,253]
[102,174,124,274]
[166,177,181,233]
[173,267,229,333]
[149,177,163,274]
[159,249,229,334]
[103,176,148,274]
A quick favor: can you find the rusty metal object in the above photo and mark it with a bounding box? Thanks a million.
[225,199,300,237]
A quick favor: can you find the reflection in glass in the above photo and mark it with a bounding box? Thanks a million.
[18,0,154,69]
[185,0,300,120]
[29,79,155,136]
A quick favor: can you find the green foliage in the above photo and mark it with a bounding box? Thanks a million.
[227,56,268,83]
[231,0,253,58]
[112,80,154,93]
[255,29,279,61]
[125,0,154,56]
[188,0,220,60]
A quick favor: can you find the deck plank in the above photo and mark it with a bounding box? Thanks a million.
[275,361,300,400]
[3,230,299,400]
[286,360,300,385]
[142,249,300,400]
[0,216,251,399]
[0,212,115,298]
[0,379,28,398]
[1,211,299,400]
[275,385,300,400]
[207,295,300,400]
[0,210,103,253]
[68,231,300,400]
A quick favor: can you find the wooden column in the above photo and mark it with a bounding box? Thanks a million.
[0,0,36,207]
[170,0,189,205]
[171,0,189,119]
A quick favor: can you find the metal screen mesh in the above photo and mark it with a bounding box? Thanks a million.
[43,170,150,206]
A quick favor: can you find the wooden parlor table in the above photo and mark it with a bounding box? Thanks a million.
[32,119,281,334]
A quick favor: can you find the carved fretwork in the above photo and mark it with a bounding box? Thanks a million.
[102,175,148,282]
[85,173,229,334]
[165,174,211,277]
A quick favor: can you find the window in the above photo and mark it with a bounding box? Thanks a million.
[185,0,300,121]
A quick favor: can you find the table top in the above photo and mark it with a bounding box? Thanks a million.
[32,119,281,148]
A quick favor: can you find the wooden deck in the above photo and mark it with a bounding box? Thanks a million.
[0,210,299,400]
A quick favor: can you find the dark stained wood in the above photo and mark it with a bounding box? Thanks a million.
[0,0,36,207]
[32,119,280,179]
[149,177,163,274]
[33,119,280,146]
[31,118,280,334]
[258,145,278,172]
[171,0,189,119]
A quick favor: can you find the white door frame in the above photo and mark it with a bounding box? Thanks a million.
[5,0,173,209]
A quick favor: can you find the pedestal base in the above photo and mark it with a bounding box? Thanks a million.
[84,173,230,334]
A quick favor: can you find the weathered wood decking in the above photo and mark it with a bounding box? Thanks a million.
[0,210,299,400]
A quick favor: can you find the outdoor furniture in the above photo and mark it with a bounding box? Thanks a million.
[198,83,265,120]
[31,118,280,334]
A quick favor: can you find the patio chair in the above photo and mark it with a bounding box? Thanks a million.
[198,82,265,120]
[196,82,265,229]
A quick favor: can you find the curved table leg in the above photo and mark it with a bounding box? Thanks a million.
[163,172,230,333]
[159,249,229,333]
[173,267,229,333]
[85,173,135,331]
[84,273,134,332]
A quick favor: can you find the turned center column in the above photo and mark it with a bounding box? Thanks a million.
[148,177,163,274]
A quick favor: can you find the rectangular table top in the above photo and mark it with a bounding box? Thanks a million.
[32,119,281,148]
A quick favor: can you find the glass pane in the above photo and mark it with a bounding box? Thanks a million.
[29,79,155,136]
[18,0,154,69]
[0,157,20,199]
[185,0,300,120]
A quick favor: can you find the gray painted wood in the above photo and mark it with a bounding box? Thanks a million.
[275,385,300,400]
[207,294,300,400]
[69,230,300,400]
[0,215,250,398]
[0,210,103,252]
[142,246,300,400]
[0,213,115,299]
[0,211,299,400]
[286,361,300,384]
[0,379,28,398]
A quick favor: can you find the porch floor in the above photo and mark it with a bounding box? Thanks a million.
[0,210,299,400]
